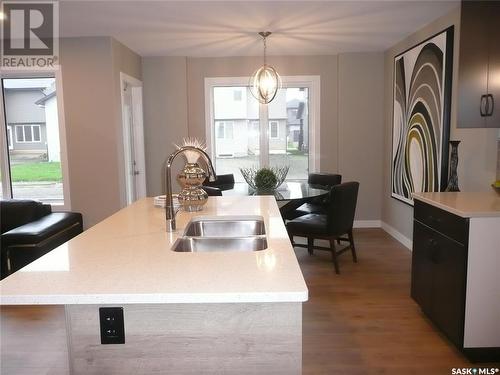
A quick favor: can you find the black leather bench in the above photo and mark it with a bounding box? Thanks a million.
[1,200,83,279]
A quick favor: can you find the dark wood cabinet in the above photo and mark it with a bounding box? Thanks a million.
[412,211,468,349]
[412,198,500,362]
[457,1,500,128]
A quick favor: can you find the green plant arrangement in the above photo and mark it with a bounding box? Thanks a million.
[240,166,289,191]
[255,168,278,190]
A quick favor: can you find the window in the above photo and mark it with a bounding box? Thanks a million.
[206,76,320,181]
[216,121,234,139]
[15,124,41,143]
[269,121,279,139]
[233,90,242,101]
[7,126,13,150]
[0,74,70,208]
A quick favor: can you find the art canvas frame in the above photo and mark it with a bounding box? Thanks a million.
[391,27,454,206]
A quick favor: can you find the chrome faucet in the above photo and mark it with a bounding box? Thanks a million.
[165,146,216,232]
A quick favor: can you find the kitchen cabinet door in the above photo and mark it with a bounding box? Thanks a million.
[457,1,489,128]
[430,232,467,348]
[411,222,434,316]
[486,1,500,128]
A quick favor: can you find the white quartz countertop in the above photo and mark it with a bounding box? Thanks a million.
[413,192,500,218]
[0,196,308,305]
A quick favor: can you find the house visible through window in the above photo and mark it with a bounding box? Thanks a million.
[216,121,234,139]
[269,121,279,139]
[1,76,69,207]
[233,90,242,101]
[207,77,319,181]
[15,124,41,143]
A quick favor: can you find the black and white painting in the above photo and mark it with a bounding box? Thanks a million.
[391,27,454,205]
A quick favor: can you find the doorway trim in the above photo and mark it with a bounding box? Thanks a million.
[120,72,146,206]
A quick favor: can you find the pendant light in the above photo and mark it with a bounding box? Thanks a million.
[249,32,282,104]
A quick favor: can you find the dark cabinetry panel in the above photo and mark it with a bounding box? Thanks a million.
[487,1,500,127]
[412,221,467,348]
[458,1,500,128]
[414,200,468,244]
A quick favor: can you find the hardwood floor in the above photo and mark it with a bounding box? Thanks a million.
[299,229,495,374]
[0,228,497,374]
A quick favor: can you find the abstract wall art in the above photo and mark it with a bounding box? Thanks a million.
[391,27,454,205]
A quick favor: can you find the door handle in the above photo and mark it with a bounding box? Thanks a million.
[487,94,494,116]
[133,171,140,175]
[480,94,488,117]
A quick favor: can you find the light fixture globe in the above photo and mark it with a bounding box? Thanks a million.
[250,65,282,104]
[249,31,282,104]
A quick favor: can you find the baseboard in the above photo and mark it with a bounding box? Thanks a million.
[353,220,381,228]
[381,221,413,250]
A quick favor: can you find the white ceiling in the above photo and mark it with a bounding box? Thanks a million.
[59,1,459,57]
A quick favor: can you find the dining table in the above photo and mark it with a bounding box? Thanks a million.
[220,181,330,219]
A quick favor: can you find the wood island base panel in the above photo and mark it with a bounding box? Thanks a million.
[65,303,302,374]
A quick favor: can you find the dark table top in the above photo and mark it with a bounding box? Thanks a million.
[222,181,330,201]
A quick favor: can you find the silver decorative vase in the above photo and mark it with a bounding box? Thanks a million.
[177,162,208,212]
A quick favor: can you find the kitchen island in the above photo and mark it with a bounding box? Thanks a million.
[0,196,308,374]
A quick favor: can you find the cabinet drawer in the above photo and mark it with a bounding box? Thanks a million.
[414,200,469,244]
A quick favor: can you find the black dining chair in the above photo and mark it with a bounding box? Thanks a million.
[202,186,222,196]
[286,181,359,274]
[289,173,342,219]
[203,174,235,190]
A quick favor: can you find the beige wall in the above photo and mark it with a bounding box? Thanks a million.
[338,53,385,221]
[60,37,141,228]
[382,7,499,241]
[141,57,189,196]
[142,53,385,221]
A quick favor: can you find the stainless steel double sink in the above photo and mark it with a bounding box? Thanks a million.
[172,216,268,253]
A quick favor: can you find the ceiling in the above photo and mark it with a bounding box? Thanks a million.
[59,1,459,57]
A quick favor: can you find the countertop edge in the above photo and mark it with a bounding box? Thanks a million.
[0,291,309,305]
[412,194,500,218]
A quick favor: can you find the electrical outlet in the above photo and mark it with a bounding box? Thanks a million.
[99,307,125,344]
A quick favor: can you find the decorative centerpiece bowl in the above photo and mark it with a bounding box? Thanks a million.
[240,166,289,191]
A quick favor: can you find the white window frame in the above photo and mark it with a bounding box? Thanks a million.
[269,121,279,139]
[216,121,234,140]
[205,76,321,176]
[0,67,72,210]
[7,126,13,150]
[15,124,42,143]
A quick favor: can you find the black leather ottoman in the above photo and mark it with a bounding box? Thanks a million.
[1,200,83,279]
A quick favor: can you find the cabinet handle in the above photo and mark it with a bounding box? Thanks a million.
[480,94,488,117]
[427,239,440,263]
[428,215,441,226]
[487,94,494,116]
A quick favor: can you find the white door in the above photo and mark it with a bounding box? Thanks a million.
[121,73,146,205]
